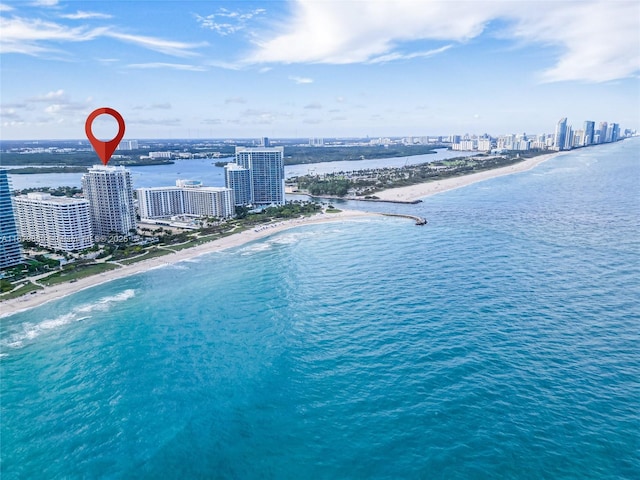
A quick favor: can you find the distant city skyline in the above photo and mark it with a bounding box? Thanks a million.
[1,0,639,140]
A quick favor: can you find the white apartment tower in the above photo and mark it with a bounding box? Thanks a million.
[82,165,136,238]
[137,180,235,220]
[14,193,93,251]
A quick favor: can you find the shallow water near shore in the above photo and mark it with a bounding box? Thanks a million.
[1,139,639,478]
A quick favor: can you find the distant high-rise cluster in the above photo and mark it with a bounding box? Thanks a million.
[0,169,23,268]
[554,117,620,151]
[449,118,625,153]
[225,146,285,206]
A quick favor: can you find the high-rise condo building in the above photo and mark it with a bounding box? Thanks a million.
[224,163,252,206]
[82,165,136,238]
[233,146,285,206]
[611,123,620,142]
[554,117,567,150]
[597,122,608,144]
[137,180,235,220]
[0,169,23,269]
[563,124,574,150]
[583,121,595,146]
[605,123,614,143]
[14,193,93,252]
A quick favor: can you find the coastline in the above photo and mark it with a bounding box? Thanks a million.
[1,150,566,317]
[0,210,377,317]
[370,151,564,203]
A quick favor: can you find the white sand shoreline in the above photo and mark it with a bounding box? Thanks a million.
[371,152,564,203]
[0,210,377,317]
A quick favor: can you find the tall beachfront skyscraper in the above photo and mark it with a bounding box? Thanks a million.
[583,121,595,146]
[224,163,252,206]
[597,122,608,144]
[232,146,285,206]
[554,117,568,150]
[82,165,136,238]
[14,193,93,252]
[0,169,23,269]
[611,123,620,143]
[553,117,567,150]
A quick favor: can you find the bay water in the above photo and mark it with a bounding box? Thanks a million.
[6,149,467,190]
[1,139,638,478]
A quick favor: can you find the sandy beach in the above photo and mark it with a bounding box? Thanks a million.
[0,210,377,317]
[371,152,563,203]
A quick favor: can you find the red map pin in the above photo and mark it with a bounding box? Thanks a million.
[85,107,126,166]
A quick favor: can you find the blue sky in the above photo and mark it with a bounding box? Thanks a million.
[1,0,639,140]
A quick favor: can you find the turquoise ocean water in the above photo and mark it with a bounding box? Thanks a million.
[1,139,639,479]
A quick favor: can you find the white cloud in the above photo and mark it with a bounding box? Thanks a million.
[239,109,277,124]
[195,8,265,35]
[0,106,22,120]
[29,89,67,102]
[127,62,207,72]
[368,45,453,64]
[289,76,313,84]
[0,16,205,57]
[0,4,14,12]
[245,0,639,83]
[0,16,105,54]
[106,32,207,57]
[205,59,243,70]
[32,0,58,6]
[506,1,640,83]
[60,11,113,20]
[245,1,492,64]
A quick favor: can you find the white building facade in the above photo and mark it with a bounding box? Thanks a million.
[82,165,136,238]
[14,193,93,251]
[137,181,235,220]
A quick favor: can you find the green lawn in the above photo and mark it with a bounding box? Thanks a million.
[40,263,120,286]
[0,282,44,301]
[118,248,174,265]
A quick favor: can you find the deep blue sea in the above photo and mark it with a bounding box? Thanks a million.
[2,139,639,479]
